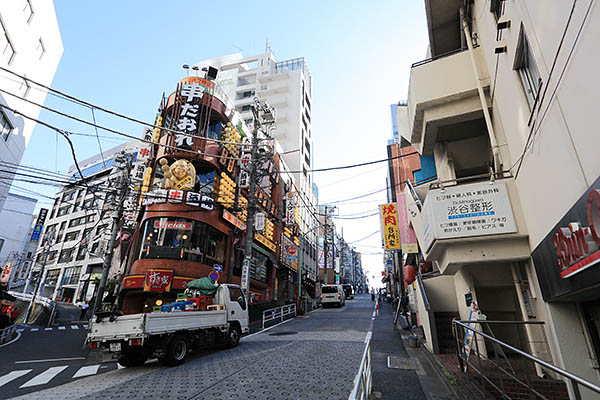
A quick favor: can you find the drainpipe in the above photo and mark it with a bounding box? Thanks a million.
[460,7,502,174]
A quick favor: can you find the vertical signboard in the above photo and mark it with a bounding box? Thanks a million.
[285,192,296,225]
[396,195,418,253]
[380,203,402,250]
[30,208,49,242]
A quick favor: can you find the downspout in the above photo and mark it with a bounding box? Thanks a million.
[460,7,502,174]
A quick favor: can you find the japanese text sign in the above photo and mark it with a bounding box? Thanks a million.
[380,203,402,250]
[422,181,517,251]
[143,269,174,292]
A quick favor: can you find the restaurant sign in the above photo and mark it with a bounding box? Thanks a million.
[380,203,402,251]
[143,269,174,292]
[422,181,517,251]
[532,176,600,301]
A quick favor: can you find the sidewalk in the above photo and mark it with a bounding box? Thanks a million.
[370,299,457,400]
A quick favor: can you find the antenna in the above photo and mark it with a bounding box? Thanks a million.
[265,38,272,54]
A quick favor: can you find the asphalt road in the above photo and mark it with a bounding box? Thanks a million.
[7,294,374,400]
[0,322,117,399]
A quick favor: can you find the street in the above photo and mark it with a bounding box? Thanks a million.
[0,322,117,399]
[3,295,374,400]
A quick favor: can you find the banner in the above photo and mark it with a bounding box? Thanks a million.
[380,203,401,250]
[396,195,418,253]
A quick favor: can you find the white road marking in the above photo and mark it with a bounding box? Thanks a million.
[19,365,68,388]
[70,325,79,330]
[0,330,22,348]
[16,329,24,332]
[30,328,39,332]
[0,370,32,387]
[44,328,52,331]
[372,311,376,317]
[364,331,372,343]
[242,317,296,340]
[15,357,85,364]
[83,324,88,329]
[72,365,100,378]
[58,326,66,330]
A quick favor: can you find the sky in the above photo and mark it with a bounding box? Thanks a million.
[15,0,429,287]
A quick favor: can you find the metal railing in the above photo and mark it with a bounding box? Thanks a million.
[453,320,600,400]
[348,337,372,400]
[415,274,439,353]
[0,324,17,345]
[262,304,296,330]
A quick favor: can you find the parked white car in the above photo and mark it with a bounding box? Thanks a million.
[320,284,345,307]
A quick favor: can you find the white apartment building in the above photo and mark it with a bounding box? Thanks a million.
[0,0,63,211]
[0,192,38,290]
[194,52,320,290]
[33,141,143,304]
[401,1,600,398]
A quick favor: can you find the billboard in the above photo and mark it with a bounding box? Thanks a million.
[380,203,402,250]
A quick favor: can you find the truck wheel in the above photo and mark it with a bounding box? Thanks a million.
[118,350,147,367]
[160,334,189,366]
[226,325,241,348]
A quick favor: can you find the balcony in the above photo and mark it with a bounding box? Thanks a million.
[405,177,530,275]
[407,47,490,155]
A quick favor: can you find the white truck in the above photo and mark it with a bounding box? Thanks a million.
[87,284,248,367]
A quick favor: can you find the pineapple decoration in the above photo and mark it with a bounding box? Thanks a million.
[221,122,242,157]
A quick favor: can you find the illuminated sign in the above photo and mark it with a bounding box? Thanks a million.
[223,209,246,230]
[255,233,277,253]
[144,269,174,292]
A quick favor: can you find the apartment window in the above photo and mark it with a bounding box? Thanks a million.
[61,266,81,286]
[57,206,70,217]
[96,224,108,236]
[64,230,79,242]
[23,0,34,23]
[76,246,87,261]
[0,109,13,141]
[490,0,505,20]
[305,138,311,155]
[47,251,57,263]
[305,154,311,167]
[514,25,541,109]
[240,90,255,99]
[26,251,32,259]
[0,18,15,64]
[58,248,75,263]
[35,38,45,60]
[241,105,251,112]
[303,167,307,177]
[45,269,60,286]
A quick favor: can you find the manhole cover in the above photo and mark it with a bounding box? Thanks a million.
[268,331,298,336]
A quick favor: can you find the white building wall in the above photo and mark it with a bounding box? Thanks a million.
[0,0,63,211]
[0,193,36,285]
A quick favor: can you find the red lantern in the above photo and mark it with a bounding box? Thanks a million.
[404,264,416,284]
[421,261,433,273]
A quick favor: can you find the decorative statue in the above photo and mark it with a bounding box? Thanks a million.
[160,158,196,190]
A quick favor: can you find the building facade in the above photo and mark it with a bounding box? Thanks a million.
[0,192,38,290]
[32,141,143,304]
[399,1,600,397]
[194,52,319,293]
[0,0,63,211]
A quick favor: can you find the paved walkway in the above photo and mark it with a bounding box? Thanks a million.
[370,299,456,400]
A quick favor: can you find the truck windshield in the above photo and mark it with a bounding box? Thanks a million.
[139,217,226,264]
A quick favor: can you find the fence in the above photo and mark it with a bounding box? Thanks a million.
[348,338,372,400]
[453,319,600,400]
[262,304,296,330]
[0,324,17,345]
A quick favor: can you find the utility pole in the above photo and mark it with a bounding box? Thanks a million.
[24,230,55,324]
[241,97,275,297]
[93,151,130,313]
[323,207,329,285]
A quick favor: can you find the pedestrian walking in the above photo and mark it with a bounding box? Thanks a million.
[79,301,89,320]
[371,292,375,302]
[375,297,380,316]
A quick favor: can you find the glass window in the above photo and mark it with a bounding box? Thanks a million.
[228,286,246,310]
[23,0,34,23]
[58,248,75,263]
[250,249,268,283]
[139,218,226,264]
[322,285,338,294]
[45,269,60,286]
[61,266,81,285]
[0,109,13,141]
[76,246,87,261]
[64,230,79,242]
[514,25,541,109]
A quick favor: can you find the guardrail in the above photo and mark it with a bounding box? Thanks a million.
[453,319,600,399]
[262,304,296,330]
[0,324,17,345]
[348,337,372,400]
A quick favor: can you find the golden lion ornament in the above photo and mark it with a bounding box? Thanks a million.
[160,158,196,190]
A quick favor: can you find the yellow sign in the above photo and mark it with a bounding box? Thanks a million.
[380,203,401,250]
[223,209,246,230]
[255,233,277,253]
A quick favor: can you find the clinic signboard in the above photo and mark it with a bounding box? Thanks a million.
[422,181,517,251]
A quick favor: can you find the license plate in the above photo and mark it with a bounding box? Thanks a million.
[110,342,121,352]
